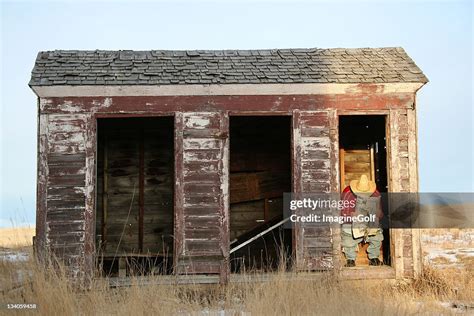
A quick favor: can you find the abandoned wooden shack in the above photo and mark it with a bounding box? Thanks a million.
[29,47,428,283]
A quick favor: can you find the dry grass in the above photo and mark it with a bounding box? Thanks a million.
[1,227,472,314]
[1,252,472,315]
[0,227,35,248]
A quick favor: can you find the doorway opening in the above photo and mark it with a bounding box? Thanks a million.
[229,116,293,273]
[95,117,174,277]
[339,115,391,266]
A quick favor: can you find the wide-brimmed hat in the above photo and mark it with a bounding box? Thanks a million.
[350,174,376,194]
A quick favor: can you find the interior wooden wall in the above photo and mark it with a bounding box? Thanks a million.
[95,118,174,258]
[340,149,374,188]
[229,117,291,240]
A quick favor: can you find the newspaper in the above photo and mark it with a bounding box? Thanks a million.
[352,195,381,239]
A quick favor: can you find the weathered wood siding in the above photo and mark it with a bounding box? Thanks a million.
[35,90,421,282]
[42,113,91,278]
[388,108,421,278]
[293,110,338,271]
[175,112,229,278]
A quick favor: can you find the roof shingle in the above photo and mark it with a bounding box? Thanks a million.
[29,47,428,86]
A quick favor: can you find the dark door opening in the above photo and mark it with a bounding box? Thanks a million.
[339,115,391,266]
[229,116,292,273]
[96,117,174,276]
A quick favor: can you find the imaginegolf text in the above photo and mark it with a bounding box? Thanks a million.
[290,213,376,225]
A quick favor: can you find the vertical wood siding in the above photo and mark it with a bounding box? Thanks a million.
[389,108,420,278]
[293,110,336,270]
[175,112,229,278]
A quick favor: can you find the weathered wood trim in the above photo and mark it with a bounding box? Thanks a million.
[39,94,416,114]
[84,114,96,281]
[389,110,403,278]
[95,112,176,118]
[31,82,425,98]
[290,113,296,261]
[36,112,49,258]
[337,109,390,115]
[174,112,185,272]
[329,109,342,272]
[339,266,396,279]
[219,112,230,283]
[407,109,418,193]
[292,110,303,269]
[407,108,422,277]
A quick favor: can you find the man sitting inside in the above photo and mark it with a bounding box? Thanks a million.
[341,174,384,267]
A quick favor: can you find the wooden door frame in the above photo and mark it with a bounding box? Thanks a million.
[93,113,177,273]
[336,110,397,277]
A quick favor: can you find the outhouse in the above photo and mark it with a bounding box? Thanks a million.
[29,47,428,283]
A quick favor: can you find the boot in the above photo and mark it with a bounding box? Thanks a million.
[369,258,383,266]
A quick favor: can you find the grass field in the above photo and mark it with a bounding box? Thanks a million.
[0,227,472,315]
[0,227,35,248]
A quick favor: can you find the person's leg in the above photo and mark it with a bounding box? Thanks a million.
[341,225,362,261]
[366,229,384,260]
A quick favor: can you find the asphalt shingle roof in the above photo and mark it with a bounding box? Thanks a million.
[29,47,428,86]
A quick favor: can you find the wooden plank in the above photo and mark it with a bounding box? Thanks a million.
[178,112,228,278]
[174,113,185,273]
[328,109,342,271]
[389,109,403,279]
[407,108,422,278]
[82,113,97,285]
[219,112,230,283]
[295,110,334,271]
[41,93,416,115]
[339,149,345,191]
[292,110,303,270]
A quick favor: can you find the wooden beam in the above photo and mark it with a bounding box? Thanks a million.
[36,113,49,258]
[339,149,345,191]
[389,109,404,279]
[329,109,342,272]
[174,113,185,271]
[407,108,422,278]
[32,82,425,98]
[39,93,416,115]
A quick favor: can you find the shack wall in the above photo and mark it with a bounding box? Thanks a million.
[36,91,421,281]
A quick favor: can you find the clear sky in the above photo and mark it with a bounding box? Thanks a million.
[1,0,472,227]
